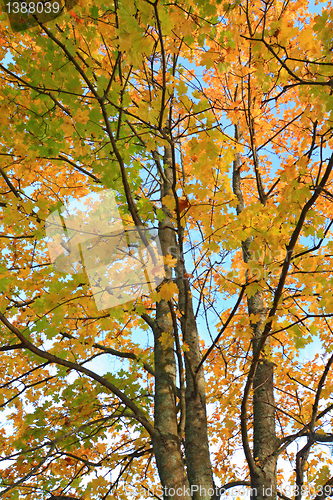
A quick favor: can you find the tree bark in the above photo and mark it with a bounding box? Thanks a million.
[180,286,218,500]
[250,298,278,500]
[152,136,217,499]
[233,123,278,500]
[153,144,191,499]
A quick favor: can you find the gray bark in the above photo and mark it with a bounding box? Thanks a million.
[233,124,278,500]
[152,136,217,499]
[153,144,191,499]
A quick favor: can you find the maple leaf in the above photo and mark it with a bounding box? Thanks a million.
[174,197,190,214]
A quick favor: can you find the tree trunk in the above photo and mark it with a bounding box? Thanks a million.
[152,137,217,499]
[250,296,278,500]
[180,286,218,500]
[233,123,278,500]
[153,144,191,499]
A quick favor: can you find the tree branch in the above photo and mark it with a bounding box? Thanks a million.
[0,311,155,436]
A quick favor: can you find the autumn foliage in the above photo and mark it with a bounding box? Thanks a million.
[0,0,333,499]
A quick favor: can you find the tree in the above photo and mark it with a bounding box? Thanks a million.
[0,0,332,499]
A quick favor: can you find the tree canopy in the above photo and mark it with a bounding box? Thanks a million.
[0,0,333,499]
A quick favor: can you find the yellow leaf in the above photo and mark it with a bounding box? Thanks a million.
[160,330,174,348]
[159,282,178,301]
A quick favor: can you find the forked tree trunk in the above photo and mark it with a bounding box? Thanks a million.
[153,145,191,499]
[233,123,278,500]
[152,138,218,499]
